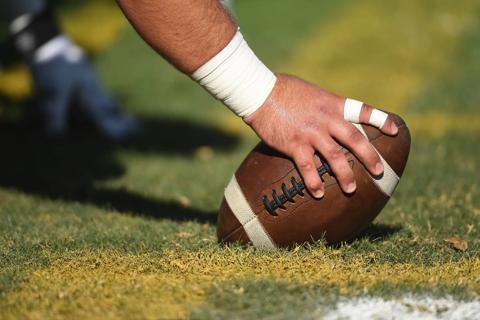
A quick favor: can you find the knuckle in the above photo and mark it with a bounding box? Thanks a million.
[307,179,322,190]
[290,132,305,144]
[304,119,322,132]
[358,146,380,166]
[288,144,305,157]
[321,140,340,155]
[334,158,351,171]
[336,166,354,183]
[293,153,314,171]
[297,159,314,171]
[328,119,345,132]
[329,156,353,175]
[328,148,344,160]
[359,104,374,123]
[361,104,372,115]
[347,131,374,155]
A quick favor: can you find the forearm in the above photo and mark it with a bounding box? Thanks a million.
[116,0,237,74]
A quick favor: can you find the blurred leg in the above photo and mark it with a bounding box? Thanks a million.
[73,58,141,141]
[30,55,75,135]
[4,3,75,136]
[3,3,140,139]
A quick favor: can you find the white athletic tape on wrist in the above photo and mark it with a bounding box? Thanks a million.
[344,98,363,123]
[192,30,277,118]
[224,175,276,249]
[344,98,389,129]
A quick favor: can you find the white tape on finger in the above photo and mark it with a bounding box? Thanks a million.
[344,98,389,129]
[344,98,363,123]
[369,109,388,129]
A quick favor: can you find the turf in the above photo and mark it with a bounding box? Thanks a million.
[0,0,480,319]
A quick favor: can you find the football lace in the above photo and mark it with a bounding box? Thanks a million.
[263,159,333,215]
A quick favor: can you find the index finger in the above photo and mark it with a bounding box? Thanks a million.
[343,98,398,135]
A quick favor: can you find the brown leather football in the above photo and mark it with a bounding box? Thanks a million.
[217,113,411,249]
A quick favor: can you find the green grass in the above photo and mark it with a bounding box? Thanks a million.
[1,0,480,319]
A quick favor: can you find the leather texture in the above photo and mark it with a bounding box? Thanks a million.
[218,113,411,247]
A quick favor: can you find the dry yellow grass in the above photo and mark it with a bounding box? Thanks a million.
[1,1,479,318]
[3,249,480,319]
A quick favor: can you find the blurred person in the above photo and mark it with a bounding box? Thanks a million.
[117,0,399,197]
[0,0,140,140]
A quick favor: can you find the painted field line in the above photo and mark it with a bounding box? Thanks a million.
[322,296,480,320]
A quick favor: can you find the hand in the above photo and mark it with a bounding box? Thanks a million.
[244,74,398,198]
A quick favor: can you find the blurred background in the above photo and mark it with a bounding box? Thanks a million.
[2,0,480,134]
[1,1,480,318]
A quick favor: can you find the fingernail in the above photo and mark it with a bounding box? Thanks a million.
[375,162,384,175]
[313,190,324,199]
[347,182,356,193]
[390,122,398,134]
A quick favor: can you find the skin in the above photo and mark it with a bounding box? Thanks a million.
[117,0,398,198]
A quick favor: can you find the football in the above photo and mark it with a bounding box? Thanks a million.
[217,113,411,249]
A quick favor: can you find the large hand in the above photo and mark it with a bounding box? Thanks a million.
[244,74,398,198]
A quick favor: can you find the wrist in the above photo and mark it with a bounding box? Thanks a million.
[191,30,277,118]
[243,73,286,126]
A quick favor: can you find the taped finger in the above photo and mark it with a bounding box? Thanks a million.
[369,108,388,129]
[344,98,389,130]
[343,98,363,123]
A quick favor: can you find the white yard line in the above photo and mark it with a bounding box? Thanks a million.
[322,296,480,320]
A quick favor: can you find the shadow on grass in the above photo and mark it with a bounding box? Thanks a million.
[0,101,238,225]
[352,223,402,243]
[311,223,402,250]
[325,224,401,249]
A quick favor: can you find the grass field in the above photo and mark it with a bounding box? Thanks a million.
[1,0,480,319]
